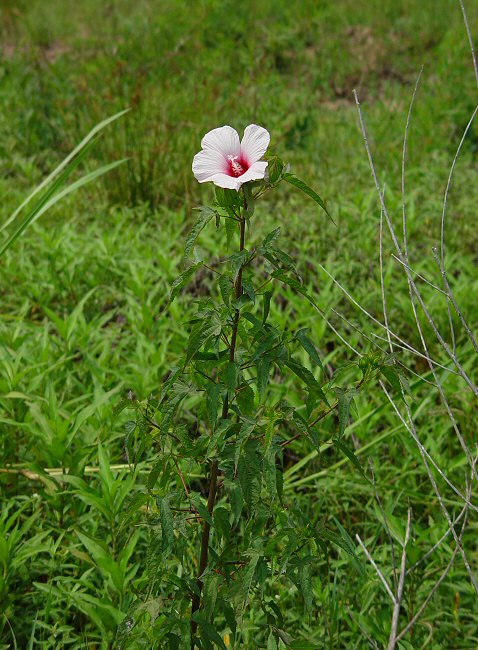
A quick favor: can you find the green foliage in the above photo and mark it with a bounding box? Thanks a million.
[1,1,478,648]
[117,169,399,647]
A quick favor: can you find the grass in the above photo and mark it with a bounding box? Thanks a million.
[1,0,478,647]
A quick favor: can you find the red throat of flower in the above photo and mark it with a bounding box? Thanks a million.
[227,155,248,177]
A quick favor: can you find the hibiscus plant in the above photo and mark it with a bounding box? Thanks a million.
[118,124,391,649]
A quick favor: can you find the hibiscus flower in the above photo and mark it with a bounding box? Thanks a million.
[192,124,270,191]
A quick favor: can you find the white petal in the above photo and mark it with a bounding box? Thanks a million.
[192,149,227,182]
[236,161,268,187]
[211,173,242,191]
[201,125,241,157]
[240,124,270,165]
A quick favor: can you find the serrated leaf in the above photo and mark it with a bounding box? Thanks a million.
[298,559,314,611]
[203,574,220,620]
[190,493,213,526]
[271,269,310,299]
[261,227,281,251]
[207,418,232,457]
[120,491,149,531]
[214,506,231,540]
[334,387,358,437]
[267,632,278,650]
[147,456,165,490]
[333,439,369,482]
[185,317,221,367]
[219,274,232,307]
[223,361,238,396]
[158,497,174,554]
[269,246,296,270]
[262,290,272,324]
[206,382,221,430]
[256,357,271,400]
[228,249,249,280]
[242,278,255,303]
[183,207,216,264]
[282,173,332,222]
[295,328,324,372]
[285,360,326,402]
[124,420,136,436]
[230,482,243,525]
[112,398,131,420]
[265,154,285,185]
[314,524,356,556]
[380,365,403,397]
[241,551,261,606]
[238,444,261,510]
[263,446,277,497]
[193,614,227,650]
[236,382,255,415]
[169,263,202,303]
[215,186,242,208]
[220,598,237,640]
[159,367,182,403]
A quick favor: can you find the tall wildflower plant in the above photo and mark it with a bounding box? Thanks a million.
[119,125,394,649]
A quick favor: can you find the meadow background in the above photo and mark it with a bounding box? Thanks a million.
[1,0,478,647]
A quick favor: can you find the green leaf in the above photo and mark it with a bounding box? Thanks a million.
[159,367,183,404]
[242,278,255,303]
[214,506,231,540]
[265,154,285,184]
[238,444,261,510]
[241,551,261,607]
[261,227,281,251]
[220,598,237,639]
[223,361,238,397]
[282,173,333,222]
[185,317,221,367]
[314,524,356,556]
[333,439,370,482]
[298,559,314,611]
[243,183,254,217]
[236,382,255,414]
[263,446,277,497]
[295,329,324,372]
[271,269,310,300]
[215,186,242,208]
[289,641,319,649]
[256,357,271,400]
[169,263,201,304]
[285,359,326,400]
[380,365,403,397]
[218,274,232,307]
[206,382,222,430]
[183,207,216,264]
[190,493,213,526]
[262,290,272,324]
[158,497,174,554]
[193,614,227,650]
[203,574,220,620]
[230,482,243,525]
[267,246,296,270]
[207,418,232,457]
[228,249,249,280]
[334,387,358,437]
[267,632,278,650]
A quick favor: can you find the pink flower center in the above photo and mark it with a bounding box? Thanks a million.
[227,155,248,177]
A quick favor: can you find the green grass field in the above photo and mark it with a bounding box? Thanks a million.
[1,1,478,648]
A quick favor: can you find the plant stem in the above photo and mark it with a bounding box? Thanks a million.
[190,210,246,647]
